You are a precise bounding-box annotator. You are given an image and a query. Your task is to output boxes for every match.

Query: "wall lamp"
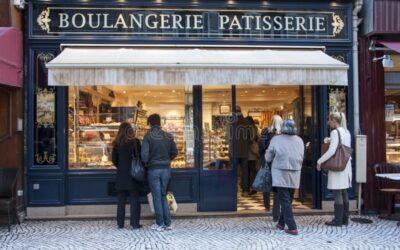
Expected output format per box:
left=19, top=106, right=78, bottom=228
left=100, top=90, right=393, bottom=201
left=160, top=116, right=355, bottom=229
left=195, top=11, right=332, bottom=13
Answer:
left=373, top=55, right=394, bottom=68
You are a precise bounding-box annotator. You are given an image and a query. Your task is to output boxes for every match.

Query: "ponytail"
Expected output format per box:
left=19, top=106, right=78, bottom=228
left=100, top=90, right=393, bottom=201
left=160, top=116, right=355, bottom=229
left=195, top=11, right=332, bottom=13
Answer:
left=329, top=112, right=348, bottom=130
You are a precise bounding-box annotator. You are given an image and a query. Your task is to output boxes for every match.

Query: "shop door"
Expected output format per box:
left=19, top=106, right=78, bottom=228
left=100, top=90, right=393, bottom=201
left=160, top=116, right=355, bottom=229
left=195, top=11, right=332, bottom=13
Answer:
left=198, top=86, right=237, bottom=211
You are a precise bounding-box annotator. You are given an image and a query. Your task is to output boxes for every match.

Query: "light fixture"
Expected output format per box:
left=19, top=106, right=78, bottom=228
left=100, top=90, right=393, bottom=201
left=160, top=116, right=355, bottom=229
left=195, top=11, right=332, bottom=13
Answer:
left=122, top=90, right=126, bottom=94
left=373, top=55, right=395, bottom=68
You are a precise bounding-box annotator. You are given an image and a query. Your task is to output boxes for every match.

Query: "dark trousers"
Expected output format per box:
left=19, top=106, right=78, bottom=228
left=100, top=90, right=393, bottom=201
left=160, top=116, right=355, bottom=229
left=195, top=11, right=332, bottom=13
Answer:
left=238, top=158, right=250, bottom=192
left=248, top=160, right=258, bottom=191
left=276, top=187, right=297, bottom=230
left=117, top=190, right=141, bottom=227
left=333, top=189, right=349, bottom=205
left=263, top=191, right=281, bottom=220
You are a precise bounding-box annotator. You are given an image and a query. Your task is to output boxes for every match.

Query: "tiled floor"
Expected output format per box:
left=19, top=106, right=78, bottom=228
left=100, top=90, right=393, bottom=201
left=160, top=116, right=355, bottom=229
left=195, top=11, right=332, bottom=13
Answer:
left=237, top=191, right=312, bottom=212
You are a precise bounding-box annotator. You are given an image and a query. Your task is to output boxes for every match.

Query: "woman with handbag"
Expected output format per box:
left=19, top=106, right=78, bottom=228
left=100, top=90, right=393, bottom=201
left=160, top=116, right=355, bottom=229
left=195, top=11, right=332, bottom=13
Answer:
left=112, top=122, right=142, bottom=229
left=259, top=115, right=283, bottom=220
left=265, top=119, right=304, bottom=235
left=317, top=112, right=352, bottom=227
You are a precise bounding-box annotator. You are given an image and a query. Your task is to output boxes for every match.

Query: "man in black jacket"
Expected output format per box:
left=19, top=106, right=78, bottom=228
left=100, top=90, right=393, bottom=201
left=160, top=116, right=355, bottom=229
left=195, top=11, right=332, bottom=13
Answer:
left=227, top=106, right=254, bottom=196
left=141, top=114, right=178, bottom=232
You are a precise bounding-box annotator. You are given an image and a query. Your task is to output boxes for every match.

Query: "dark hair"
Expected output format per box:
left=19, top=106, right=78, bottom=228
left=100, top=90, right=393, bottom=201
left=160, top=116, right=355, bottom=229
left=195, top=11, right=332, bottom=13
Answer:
left=148, top=113, right=161, bottom=127
left=112, top=122, right=135, bottom=147
left=246, top=116, right=255, bottom=125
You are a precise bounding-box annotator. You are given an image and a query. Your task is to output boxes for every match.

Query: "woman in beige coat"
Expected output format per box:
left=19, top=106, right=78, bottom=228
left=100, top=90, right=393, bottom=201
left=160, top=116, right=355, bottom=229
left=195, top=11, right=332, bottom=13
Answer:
left=317, top=112, right=352, bottom=227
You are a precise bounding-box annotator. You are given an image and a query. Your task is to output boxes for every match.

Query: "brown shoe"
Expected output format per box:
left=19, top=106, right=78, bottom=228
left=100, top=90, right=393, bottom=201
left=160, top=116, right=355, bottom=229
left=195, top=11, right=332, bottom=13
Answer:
left=284, top=229, right=298, bottom=235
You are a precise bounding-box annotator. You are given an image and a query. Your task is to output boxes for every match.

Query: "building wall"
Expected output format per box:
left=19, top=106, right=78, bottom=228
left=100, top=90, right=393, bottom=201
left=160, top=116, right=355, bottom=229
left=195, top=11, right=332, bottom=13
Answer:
left=0, top=0, right=25, bottom=213
left=358, top=37, right=387, bottom=212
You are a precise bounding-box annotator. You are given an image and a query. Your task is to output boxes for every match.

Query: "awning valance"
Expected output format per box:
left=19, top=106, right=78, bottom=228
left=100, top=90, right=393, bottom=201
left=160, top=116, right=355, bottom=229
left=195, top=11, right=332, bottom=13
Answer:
left=46, top=48, right=349, bottom=86
left=377, top=41, right=400, bottom=54
left=0, top=27, right=23, bottom=88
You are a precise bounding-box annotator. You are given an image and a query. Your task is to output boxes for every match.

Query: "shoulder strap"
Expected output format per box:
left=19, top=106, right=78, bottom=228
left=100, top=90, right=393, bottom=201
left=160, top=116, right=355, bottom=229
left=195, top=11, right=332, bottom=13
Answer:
left=132, top=140, right=139, bottom=159
left=336, top=129, right=342, bottom=145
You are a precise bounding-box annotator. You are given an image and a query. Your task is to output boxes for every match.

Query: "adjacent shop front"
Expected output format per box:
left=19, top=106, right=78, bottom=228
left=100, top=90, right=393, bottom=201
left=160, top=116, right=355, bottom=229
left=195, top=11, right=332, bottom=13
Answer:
left=359, top=0, right=400, bottom=212
left=26, top=0, right=354, bottom=218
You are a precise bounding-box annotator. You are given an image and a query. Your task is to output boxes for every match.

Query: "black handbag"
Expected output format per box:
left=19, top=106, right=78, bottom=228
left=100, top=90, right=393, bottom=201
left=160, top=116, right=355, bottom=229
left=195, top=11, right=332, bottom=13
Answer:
left=131, top=141, right=146, bottom=182
left=252, top=162, right=272, bottom=193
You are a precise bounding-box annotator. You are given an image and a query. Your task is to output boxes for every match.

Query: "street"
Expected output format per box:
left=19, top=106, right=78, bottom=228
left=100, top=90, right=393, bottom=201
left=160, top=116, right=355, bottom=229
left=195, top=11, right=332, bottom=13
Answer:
left=1, top=215, right=399, bottom=250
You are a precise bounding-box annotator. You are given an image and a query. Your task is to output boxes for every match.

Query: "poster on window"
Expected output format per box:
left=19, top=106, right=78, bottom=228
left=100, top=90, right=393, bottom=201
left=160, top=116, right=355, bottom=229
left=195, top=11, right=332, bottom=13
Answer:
left=36, top=89, right=55, bottom=125
left=385, top=104, right=395, bottom=122
left=329, top=88, right=346, bottom=113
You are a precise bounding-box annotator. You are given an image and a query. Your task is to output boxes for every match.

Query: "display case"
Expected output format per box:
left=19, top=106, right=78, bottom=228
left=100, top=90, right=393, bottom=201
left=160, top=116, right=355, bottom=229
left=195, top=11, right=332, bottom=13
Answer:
left=163, top=117, right=195, bottom=168
left=203, top=129, right=230, bottom=170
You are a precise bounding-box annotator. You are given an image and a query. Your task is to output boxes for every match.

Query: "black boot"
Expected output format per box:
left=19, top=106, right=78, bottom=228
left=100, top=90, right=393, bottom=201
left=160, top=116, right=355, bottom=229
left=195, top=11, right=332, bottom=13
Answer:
left=343, top=202, right=349, bottom=226
left=325, top=204, right=343, bottom=227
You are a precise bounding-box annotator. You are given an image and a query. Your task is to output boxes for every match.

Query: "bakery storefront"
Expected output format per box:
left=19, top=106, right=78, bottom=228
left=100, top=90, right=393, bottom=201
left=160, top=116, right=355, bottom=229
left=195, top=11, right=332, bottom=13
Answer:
left=26, top=0, right=354, bottom=217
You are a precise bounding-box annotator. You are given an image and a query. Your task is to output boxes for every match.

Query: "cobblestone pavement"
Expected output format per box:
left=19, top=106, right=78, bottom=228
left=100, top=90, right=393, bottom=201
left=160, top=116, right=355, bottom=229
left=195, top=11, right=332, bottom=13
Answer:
left=0, top=215, right=399, bottom=250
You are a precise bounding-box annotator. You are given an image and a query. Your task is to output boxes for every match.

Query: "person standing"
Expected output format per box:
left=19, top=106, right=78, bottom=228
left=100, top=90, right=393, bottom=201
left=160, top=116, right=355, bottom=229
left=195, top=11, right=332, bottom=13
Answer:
left=259, top=115, right=283, bottom=220
left=317, top=112, right=352, bottom=227
left=112, top=122, right=142, bottom=229
left=141, top=114, right=178, bottom=232
left=265, top=119, right=304, bottom=235
left=227, top=106, right=253, bottom=196
left=246, top=116, right=260, bottom=196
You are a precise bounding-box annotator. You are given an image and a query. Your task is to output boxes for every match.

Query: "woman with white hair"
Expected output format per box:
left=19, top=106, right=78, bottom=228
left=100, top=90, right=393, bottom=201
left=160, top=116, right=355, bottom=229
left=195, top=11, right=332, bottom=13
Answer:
left=265, top=119, right=304, bottom=235
left=259, top=115, right=283, bottom=219
left=317, top=112, right=352, bottom=227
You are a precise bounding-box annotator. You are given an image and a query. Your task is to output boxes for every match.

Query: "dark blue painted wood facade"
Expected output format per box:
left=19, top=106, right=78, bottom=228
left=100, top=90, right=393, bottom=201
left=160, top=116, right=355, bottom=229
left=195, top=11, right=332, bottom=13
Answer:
left=25, top=0, right=354, bottom=211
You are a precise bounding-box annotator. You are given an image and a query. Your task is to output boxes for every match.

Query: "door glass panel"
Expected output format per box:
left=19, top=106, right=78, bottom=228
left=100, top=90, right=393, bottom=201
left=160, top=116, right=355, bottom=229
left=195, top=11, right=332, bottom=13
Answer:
left=202, top=86, right=232, bottom=170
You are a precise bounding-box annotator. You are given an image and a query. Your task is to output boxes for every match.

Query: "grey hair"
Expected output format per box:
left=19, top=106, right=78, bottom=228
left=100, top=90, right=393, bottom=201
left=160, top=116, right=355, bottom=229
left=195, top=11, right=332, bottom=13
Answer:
left=330, top=112, right=347, bottom=130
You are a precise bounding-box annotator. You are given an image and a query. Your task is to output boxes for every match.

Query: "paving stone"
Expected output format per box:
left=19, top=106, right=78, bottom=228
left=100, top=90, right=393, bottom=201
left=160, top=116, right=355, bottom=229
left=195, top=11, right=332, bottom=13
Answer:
left=0, top=215, right=399, bottom=250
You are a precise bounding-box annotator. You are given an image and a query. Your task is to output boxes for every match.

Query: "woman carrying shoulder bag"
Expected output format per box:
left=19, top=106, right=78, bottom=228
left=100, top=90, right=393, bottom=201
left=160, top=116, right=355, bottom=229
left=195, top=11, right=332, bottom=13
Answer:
left=317, top=112, right=352, bottom=227
left=112, top=122, right=142, bottom=229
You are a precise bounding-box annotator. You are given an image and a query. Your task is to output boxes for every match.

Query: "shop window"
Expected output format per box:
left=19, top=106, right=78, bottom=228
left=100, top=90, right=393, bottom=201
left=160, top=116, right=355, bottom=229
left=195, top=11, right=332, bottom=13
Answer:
left=34, top=52, right=57, bottom=165
left=68, top=86, right=194, bottom=170
left=0, top=87, right=11, bottom=142
left=384, top=55, right=400, bottom=163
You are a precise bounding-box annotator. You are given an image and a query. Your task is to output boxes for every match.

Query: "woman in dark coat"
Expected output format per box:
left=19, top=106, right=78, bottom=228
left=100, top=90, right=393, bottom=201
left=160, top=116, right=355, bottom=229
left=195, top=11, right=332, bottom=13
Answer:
left=112, top=122, right=142, bottom=229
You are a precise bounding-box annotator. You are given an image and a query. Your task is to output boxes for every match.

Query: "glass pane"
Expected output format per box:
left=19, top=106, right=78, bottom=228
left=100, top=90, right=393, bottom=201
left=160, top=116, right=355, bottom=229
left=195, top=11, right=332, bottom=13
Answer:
left=202, top=86, right=232, bottom=170
left=385, top=89, right=400, bottom=163
left=68, top=86, right=194, bottom=170
left=34, top=52, right=57, bottom=165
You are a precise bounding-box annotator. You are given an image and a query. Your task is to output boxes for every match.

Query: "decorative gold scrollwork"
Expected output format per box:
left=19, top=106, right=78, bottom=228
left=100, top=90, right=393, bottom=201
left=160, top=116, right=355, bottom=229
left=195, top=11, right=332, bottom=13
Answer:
left=332, top=13, right=344, bottom=36
left=37, top=8, right=51, bottom=33
left=35, top=151, right=56, bottom=164
left=38, top=52, right=55, bottom=63
left=331, top=55, right=346, bottom=62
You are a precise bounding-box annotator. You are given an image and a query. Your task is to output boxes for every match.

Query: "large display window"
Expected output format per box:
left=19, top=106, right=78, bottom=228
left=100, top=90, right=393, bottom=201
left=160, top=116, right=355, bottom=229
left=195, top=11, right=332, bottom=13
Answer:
left=68, top=86, right=194, bottom=170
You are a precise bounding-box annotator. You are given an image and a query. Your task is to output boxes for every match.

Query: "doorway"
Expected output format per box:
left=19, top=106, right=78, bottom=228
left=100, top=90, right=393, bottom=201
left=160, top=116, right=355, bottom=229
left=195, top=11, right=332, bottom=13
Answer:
left=198, top=85, right=316, bottom=212
left=235, top=86, right=314, bottom=212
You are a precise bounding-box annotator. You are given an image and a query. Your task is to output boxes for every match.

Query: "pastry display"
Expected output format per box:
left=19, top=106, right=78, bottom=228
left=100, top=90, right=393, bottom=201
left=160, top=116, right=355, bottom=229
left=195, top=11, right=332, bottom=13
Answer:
left=203, top=128, right=231, bottom=170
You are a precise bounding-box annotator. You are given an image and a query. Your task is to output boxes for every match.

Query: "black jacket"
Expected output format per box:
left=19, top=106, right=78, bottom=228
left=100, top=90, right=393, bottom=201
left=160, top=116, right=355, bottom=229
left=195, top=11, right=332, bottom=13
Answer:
left=227, top=114, right=253, bottom=159
left=140, top=126, right=178, bottom=169
left=112, top=138, right=141, bottom=190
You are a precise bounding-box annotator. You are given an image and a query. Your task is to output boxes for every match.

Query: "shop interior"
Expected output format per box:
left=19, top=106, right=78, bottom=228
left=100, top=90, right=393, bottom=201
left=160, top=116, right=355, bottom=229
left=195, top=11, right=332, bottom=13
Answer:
left=68, top=85, right=313, bottom=211
left=384, top=55, right=400, bottom=163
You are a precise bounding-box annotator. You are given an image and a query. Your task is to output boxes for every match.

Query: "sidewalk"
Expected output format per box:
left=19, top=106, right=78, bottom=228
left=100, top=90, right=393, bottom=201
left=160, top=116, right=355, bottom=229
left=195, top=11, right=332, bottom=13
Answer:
left=1, top=215, right=399, bottom=249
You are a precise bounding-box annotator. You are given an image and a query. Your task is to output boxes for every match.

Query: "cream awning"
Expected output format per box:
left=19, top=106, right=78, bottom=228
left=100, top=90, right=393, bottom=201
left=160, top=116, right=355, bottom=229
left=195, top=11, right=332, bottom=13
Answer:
left=46, top=48, right=349, bottom=86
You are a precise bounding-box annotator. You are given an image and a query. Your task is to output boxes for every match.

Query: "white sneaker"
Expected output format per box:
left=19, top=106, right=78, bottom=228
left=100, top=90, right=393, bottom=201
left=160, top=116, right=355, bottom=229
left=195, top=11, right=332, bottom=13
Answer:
left=164, top=225, right=173, bottom=231
left=150, top=224, right=164, bottom=232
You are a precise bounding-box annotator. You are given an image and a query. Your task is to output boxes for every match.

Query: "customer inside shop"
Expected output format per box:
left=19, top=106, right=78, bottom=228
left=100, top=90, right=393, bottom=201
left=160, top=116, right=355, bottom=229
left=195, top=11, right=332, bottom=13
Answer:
left=68, top=85, right=313, bottom=211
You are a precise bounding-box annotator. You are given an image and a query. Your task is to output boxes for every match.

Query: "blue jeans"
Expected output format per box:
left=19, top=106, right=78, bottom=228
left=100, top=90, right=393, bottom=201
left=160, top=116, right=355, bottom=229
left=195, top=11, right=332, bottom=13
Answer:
left=147, top=168, right=171, bottom=227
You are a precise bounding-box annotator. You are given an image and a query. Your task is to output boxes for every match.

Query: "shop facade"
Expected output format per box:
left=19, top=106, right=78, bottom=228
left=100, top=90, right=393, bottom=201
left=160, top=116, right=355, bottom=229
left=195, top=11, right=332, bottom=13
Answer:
left=26, top=0, right=355, bottom=218
left=359, top=0, right=400, bottom=213
left=0, top=1, right=24, bottom=217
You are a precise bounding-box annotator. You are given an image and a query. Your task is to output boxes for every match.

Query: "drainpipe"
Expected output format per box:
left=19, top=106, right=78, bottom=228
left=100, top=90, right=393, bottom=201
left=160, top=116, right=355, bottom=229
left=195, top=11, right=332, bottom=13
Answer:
left=353, top=0, right=364, bottom=216
left=353, top=0, right=363, bottom=136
